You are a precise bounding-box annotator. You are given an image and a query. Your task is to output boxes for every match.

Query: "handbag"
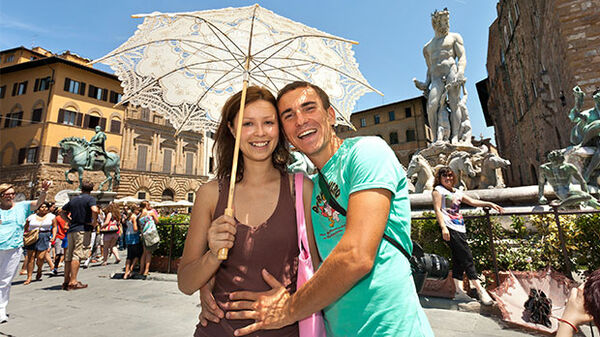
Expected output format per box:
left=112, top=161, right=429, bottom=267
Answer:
left=101, top=219, right=119, bottom=233
left=23, top=228, right=40, bottom=246
left=294, top=173, right=327, bottom=337
left=142, top=217, right=160, bottom=247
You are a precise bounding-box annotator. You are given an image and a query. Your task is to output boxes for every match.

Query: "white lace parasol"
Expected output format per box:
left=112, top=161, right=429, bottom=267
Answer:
left=93, top=4, right=381, bottom=133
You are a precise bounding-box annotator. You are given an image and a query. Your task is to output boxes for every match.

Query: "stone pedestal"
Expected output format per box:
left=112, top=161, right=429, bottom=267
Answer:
left=68, top=191, right=117, bottom=206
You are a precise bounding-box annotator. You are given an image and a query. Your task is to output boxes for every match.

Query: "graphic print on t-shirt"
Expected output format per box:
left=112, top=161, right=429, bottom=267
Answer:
left=445, top=193, right=464, bottom=227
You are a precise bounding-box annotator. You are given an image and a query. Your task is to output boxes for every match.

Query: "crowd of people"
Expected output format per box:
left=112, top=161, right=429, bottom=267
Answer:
left=0, top=180, right=163, bottom=324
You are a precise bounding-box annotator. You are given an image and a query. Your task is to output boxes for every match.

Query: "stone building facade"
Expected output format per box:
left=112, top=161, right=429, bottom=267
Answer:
left=336, top=96, right=431, bottom=166
left=0, top=46, right=212, bottom=204
left=116, top=106, right=214, bottom=204
left=480, top=0, right=600, bottom=186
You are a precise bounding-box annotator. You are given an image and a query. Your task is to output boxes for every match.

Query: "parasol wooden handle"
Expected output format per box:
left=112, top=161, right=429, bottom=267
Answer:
left=217, top=207, right=234, bottom=260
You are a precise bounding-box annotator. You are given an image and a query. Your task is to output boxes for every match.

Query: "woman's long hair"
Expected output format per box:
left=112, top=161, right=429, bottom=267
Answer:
left=104, top=202, right=120, bottom=222
left=433, top=166, right=457, bottom=189
left=213, top=86, right=289, bottom=182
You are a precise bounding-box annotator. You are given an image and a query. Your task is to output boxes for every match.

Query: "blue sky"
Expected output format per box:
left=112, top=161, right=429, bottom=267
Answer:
left=0, top=0, right=499, bottom=142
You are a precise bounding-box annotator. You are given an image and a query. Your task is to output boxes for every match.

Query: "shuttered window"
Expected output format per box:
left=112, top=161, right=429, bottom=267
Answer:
left=137, top=145, right=148, bottom=171
left=163, top=149, right=172, bottom=173
left=186, top=152, right=194, bottom=175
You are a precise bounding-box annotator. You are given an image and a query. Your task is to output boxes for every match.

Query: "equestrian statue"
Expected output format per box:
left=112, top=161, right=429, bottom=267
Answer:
left=58, top=126, right=121, bottom=191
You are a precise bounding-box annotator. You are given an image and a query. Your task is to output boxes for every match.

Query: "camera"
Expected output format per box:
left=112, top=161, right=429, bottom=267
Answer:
left=410, top=242, right=450, bottom=293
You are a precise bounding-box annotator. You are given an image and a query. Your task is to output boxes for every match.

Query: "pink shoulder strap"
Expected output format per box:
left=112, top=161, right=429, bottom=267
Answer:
left=294, top=173, right=309, bottom=253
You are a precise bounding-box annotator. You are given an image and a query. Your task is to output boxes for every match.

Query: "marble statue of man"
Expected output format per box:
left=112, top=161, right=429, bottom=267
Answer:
left=85, top=125, right=107, bottom=170
left=413, top=8, right=468, bottom=144
left=538, top=150, right=600, bottom=209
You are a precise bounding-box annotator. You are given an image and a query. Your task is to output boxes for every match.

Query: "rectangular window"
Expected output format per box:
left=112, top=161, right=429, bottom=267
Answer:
left=31, top=108, right=43, bottom=123
left=389, top=132, right=399, bottom=145
left=405, top=107, right=412, bottom=118
left=12, top=81, right=28, bottom=96
left=207, top=131, right=215, bottom=139
left=88, top=85, right=108, bottom=101
left=86, top=115, right=101, bottom=129
left=109, top=91, right=122, bottom=104
left=209, top=157, right=214, bottom=174
left=26, top=147, right=38, bottom=163
left=373, top=114, right=380, bottom=124
left=406, top=129, right=416, bottom=142
left=187, top=192, right=194, bottom=203
left=388, top=111, right=395, bottom=121
left=137, top=145, right=148, bottom=171
left=360, top=118, right=366, bottom=127
left=4, top=112, right=23, bottom=128
left=141, top=108, right=150, bottom=121
left=163, top=149, right=172, bottom=173
left=34, top=77, right=51, bottom=92
left=137, top=192, right=147, bottom=200
left=60, top=109, right=78, bottom=126
left=0, top=85, right=6, bottom=99
left=186, top=152, right=194, bottom=175
left=64, top=78, right=86, bottom=95
left=110, top=119, right=121, bottom=133
left=50, top=147, right=69, bottom=164
left=5, top=55, right=14, bottom=63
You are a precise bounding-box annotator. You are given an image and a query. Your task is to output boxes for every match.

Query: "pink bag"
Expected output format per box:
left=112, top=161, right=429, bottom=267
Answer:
left=294, top=173, right=327, bottom=337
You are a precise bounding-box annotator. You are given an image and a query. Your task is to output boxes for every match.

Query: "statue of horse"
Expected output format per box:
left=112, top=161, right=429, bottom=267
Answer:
left=407, top=153, right=434, bottom=193
left=58, top=137, right=121, bottom=191
left=478, top=153, right=510, bottom=189
left=447, top=151, right=478, bottom=190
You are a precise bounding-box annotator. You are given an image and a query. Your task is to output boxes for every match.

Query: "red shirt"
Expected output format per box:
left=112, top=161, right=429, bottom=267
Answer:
left=55, top=215, right=68, bottom=239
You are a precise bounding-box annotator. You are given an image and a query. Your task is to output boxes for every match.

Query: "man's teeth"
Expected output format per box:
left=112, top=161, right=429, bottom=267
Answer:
left=298, top=130, right=316, bottom=139
left=251, top=141, right=268, bottom=147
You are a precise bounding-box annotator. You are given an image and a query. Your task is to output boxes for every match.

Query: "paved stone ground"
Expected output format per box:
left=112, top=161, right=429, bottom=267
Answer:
left=0, top=256, right=597, bottom=337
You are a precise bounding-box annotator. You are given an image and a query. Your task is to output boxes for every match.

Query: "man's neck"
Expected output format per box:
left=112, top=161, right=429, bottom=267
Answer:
left=311, top=135, right=343, bottom=169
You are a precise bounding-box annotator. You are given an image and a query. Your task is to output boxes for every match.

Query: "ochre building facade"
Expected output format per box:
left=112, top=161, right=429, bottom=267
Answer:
left=336, top=96, right=431, bottom=167
left=0, top=46, right=211, bottom=203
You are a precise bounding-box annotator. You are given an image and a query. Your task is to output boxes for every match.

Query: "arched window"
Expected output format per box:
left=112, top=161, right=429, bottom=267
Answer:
left=161, top=189, right=174, bottom=201
left=110, top=117, right=122, bottom=133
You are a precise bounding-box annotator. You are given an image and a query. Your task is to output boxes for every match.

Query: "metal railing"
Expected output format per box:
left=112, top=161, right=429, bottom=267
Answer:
left=411, top=206, right=600, bottom=286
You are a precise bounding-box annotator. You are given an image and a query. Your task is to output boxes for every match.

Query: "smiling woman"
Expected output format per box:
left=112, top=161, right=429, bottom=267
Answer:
left=177, top=86, right=318, bottom=337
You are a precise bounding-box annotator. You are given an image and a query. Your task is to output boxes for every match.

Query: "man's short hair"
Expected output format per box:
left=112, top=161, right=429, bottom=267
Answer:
left=277, top=81, right=331, bottom=110
left=80, top=180, right=94, bottom=192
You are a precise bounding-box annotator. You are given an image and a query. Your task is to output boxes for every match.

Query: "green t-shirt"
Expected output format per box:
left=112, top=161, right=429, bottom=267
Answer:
left=311, top=137, right=433, bottom=337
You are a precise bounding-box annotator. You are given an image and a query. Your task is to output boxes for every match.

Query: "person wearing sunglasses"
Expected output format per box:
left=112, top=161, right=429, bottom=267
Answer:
left=432, top=166, right=504, bottom=305
left=0, top=181, right=51, bottom=323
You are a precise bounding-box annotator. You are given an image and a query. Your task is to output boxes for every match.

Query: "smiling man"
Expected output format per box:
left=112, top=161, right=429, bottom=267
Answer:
left=226, top=81, right=433, bottom=337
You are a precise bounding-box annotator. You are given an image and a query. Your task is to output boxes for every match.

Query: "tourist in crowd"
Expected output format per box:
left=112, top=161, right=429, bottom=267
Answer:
left=124, top=206, right=142, bottom=279
left=178, top=86, right=311, bottom=336
left=44, top=203, right=58, bottom=270
left=0, top=181, right=50, bottom=323
left=52, top=206, right=69, bottom=275
left=556, top=269, right=599, bottom=337
left=101, top=203, right=122, bottom=265
left=61, top=180, right=99, bottom=291
left=84, top=208, right=104, bottom=268
left=432, top=166, right=504, bottom=305
left=138, top=200, right=159, bottom=278
left=23, top=202, right=57, bottom=284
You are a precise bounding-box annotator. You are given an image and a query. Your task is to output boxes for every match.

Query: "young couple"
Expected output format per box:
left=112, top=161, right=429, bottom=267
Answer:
left=178, top=82, right=433, bottom=337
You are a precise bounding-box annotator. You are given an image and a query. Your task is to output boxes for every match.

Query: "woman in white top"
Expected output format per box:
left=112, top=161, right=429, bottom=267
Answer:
left=432, top=166, right=503, bottom=305
left=23, top=202, right=57, bottom=284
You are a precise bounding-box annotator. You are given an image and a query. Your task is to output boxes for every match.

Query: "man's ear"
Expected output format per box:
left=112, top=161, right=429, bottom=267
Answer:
left=327, top=106, right=336, bottom=126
